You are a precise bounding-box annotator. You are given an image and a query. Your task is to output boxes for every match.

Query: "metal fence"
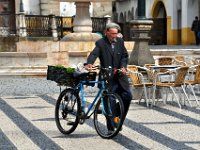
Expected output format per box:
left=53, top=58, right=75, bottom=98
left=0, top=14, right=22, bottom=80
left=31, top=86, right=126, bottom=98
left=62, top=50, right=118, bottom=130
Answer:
left=92, top=17, right=107, bottom=34
left=56, top=16, right=74, bottom=39
left=25, top=15, right=51, bottom=37
left=0, top=14, right=107, bottom=39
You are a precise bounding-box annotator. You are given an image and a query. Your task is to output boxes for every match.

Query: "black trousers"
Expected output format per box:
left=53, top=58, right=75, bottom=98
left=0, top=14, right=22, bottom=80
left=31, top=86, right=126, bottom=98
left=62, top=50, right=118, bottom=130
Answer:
left=111, top=79, right=132, bottom=117
left=106, top=78, right=132, bottom=130
left=194, top=31, right=199, bottom=45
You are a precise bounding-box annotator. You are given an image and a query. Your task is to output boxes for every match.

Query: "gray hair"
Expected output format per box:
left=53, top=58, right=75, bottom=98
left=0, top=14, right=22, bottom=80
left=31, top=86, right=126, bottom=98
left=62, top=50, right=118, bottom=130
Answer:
left=106, top=22, right=121, bottom=32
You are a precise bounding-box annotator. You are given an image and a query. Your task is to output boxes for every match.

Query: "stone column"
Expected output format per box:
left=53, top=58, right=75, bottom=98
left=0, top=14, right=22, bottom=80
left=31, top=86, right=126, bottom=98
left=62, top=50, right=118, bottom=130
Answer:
left=129, top=0, right=154, bottom=66
left=129, top=20, right=154, bottom=66
left=49, top=14, right=58, bottom=41
left=61, top=2, right=101, bottom=41
left=20, top=0, right=24, bottom=12
left=18, top=12, right=27, bottom=37
left=73, top=2, right=92, bottom=32
left=104, top=15, right=112, bottom=24
left=137, top=0, right=146, bottom=19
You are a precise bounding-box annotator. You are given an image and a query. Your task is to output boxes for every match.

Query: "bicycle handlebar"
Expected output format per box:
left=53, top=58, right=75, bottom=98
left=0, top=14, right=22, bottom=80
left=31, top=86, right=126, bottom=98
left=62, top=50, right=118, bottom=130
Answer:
left=85, top=65, right=124, bottom=74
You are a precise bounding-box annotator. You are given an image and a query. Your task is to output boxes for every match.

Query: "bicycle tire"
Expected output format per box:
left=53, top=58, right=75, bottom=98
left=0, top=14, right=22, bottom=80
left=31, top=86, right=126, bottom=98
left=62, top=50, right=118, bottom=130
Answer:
left=55, top=88, right=81, bottom=134
left=93, top=92, right=125, bottom=139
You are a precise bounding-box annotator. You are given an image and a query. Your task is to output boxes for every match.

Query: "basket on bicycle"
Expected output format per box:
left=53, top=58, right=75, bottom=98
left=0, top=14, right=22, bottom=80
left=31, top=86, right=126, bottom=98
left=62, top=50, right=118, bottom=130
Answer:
left=74, top=71, right=97, bottom=87
left=47, top=65, right=79, bottom=86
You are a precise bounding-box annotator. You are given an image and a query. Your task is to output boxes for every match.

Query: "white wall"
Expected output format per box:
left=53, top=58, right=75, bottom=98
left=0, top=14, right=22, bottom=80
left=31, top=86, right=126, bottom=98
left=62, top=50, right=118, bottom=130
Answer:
left=60, top=2, right=76, bottom=16
left=182, top=0, right=188, bottom=28
left=23, top=0, right=40, bottom=15
left=60, top=2, right=93, bottom=17
left=188, top=0, right=199, bottom=27
left=146, top=0, right=153, bottom=18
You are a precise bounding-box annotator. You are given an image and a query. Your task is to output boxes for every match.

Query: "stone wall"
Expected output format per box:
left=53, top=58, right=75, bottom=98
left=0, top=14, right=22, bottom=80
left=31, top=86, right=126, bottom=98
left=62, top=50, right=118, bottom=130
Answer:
left=92, top=2, right=112, bottom=17
left=16, top=40, right=134, bottom=67
left=40, top=0, right=60, bottom=15
left=0, top=37, right=17, bottom=52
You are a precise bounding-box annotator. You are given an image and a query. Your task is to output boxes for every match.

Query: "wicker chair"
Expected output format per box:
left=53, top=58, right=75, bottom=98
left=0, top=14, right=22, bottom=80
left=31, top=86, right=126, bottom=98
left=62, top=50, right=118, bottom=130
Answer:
left=127, top=65, right=153, bottom=107
left=157, top=57, right=174, bottom=72
left=174, top=55, right=187, bottom=66
left=144, top=64, right=156, bottom=82
left=184, top=64, right=200, bottom=106
left=152, top=66, right=191, bottom=108
left=155, top=57, right=175, bottom=82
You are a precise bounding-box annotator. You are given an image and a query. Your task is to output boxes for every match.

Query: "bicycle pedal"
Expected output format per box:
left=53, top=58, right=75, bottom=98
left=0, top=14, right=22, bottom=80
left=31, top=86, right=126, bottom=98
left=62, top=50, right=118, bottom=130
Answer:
left=114, top=117, right=120, bottom=123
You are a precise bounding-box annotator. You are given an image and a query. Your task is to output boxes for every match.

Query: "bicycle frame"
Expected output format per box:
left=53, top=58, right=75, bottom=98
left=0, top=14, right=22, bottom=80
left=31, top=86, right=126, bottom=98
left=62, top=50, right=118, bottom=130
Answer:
left=71, top=67, right=116, bottom=119
left=77, top=79, right=105, bottom=117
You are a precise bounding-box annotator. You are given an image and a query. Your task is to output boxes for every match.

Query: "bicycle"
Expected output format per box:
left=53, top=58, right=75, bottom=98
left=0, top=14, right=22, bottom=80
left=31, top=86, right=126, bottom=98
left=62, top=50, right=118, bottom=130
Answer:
left=54, top=66, right=125, bottom=139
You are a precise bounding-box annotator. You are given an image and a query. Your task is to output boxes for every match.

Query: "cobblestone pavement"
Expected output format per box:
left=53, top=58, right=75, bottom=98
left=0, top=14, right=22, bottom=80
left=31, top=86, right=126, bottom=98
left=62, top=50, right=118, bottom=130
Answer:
left=1, top=77, right=200, bottom=149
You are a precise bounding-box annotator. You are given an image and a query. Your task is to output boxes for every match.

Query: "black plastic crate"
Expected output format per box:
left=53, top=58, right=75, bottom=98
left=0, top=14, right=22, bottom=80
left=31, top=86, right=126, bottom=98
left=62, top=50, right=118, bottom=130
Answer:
left=47, top=65, right=78, bottom=86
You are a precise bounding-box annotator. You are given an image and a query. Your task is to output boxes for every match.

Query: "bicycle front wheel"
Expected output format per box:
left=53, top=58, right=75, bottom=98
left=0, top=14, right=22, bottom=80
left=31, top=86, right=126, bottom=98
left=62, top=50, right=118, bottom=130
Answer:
left=55, top=88, right=81, bottom=134
left=94, top=92, right=124, bottom=139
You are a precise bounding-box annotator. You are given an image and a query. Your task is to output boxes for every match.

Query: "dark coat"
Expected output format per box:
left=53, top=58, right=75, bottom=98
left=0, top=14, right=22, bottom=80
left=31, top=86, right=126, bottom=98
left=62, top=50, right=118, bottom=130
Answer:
left=86, top=36, right=130, bottom=90
left=192, top=19, right=200, bottom=32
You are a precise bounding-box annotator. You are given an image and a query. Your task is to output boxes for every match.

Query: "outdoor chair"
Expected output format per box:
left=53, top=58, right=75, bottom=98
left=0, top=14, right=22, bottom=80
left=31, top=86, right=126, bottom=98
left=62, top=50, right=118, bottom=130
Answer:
left=191, top=57, right=200, bottom=65
left=127, top=65, right=153, bottom=107
left=174, top=55, right=187, bottom=66
left=144, top=64, right=155, bottom=82
left=154, top=57, right=175, bottom=82
left=184, top=64, right=200, bottom=106
left=156, top=57, right=174, bottom=72
left=152, top=66, right=191, bottom=108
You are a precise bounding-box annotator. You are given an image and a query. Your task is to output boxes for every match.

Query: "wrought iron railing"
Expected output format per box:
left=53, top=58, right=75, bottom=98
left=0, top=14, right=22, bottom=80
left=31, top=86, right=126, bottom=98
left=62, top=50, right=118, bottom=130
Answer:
left=25, top=15, right=51, bottom=37
left=56, top=16, right=74, bottom=39
left=92, top=17, right=107, bottom=35
left=0, top=14, right=107, bottom=39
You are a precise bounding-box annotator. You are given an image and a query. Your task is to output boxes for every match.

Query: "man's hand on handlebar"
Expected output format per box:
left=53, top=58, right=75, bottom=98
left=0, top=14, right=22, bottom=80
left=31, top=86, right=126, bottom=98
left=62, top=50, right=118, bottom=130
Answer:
left=84, top=64, right=94, bottom=71
left=113, top=67, right=127, bottom=76
left=120, top=67, right=127, bottom=75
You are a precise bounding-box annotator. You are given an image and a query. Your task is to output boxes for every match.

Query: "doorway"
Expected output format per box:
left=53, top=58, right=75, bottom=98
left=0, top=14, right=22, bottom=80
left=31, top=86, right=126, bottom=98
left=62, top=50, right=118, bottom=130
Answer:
left=150, top=1, right=167, bottom=45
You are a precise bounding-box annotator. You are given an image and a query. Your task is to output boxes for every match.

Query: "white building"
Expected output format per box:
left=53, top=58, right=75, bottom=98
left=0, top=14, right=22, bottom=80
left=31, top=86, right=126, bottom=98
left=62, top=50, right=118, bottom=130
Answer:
left=1, top=0, right=199, bottom=45
left=114, top=0, right=200, bottom=45
left=0, top=0, right=112, bottom=17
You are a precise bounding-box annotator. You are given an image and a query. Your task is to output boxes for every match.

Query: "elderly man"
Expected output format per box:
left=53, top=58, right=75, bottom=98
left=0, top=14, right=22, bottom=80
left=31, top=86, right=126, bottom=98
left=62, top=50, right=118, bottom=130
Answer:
left=85, top=23, right=132, bottom=132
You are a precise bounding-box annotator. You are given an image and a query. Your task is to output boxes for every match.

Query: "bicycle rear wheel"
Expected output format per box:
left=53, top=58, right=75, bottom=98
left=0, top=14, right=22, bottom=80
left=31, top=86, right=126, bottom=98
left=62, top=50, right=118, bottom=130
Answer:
left=93, top=92, right=124, bottom=139
left=55, top=88, right=81, bottom=134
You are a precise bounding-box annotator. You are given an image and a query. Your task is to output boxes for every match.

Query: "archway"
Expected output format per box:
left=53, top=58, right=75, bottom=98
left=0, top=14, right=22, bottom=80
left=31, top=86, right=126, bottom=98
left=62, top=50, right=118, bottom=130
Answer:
left=150, top=0, right=167, bottom=45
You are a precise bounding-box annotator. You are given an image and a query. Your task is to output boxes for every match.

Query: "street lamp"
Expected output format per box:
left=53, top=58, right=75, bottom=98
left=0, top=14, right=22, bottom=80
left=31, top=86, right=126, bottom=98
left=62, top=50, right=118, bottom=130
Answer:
left=20, top=0, right=24, bottom=12
left=137, top=0, right=146, bottom=19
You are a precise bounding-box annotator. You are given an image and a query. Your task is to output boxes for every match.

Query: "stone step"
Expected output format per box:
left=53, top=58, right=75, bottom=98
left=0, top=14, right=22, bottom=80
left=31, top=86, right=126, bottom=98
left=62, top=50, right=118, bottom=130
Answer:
left=1, top=47, right=200, bottom=77
left=0, top=52, right=47, bottom=67
left=0, top=66, right=47, bottom=77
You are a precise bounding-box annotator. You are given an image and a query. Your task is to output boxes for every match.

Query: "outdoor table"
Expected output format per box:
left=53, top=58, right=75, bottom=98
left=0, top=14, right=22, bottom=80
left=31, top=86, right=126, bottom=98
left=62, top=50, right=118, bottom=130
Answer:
left=149, top=65, right=181, bottom=106
left=149, top=65, right=181, bottom=70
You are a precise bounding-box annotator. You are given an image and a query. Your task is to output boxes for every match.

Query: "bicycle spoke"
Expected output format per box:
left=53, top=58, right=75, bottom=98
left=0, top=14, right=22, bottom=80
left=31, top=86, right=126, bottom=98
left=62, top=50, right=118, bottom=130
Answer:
left=55, top=89, right=81, bottom=134
left=93, top=93, right=124, bottom=139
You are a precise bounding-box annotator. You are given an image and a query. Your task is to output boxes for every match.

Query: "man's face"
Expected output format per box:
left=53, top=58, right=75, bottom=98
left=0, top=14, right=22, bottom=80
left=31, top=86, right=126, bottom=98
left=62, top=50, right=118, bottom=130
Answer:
left=106, top=28, right=118, bottom=42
